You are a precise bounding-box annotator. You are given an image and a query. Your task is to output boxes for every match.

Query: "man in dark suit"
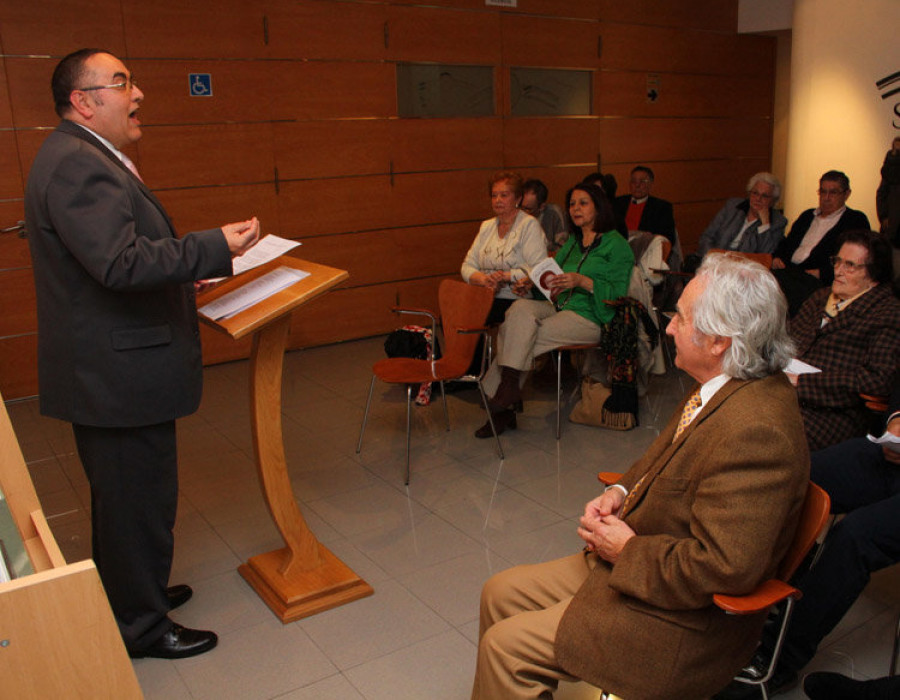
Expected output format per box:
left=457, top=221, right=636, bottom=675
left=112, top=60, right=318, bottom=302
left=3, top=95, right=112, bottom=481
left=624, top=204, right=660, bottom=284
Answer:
left=25, top=49, right=260, bottom=658
left=613, top=165, right=676, bottom=246
left=471, top=254, right=808, bottom=700
left=772, top=170, right=870, bottom=315
left=716, top=379, right=900, bottom=699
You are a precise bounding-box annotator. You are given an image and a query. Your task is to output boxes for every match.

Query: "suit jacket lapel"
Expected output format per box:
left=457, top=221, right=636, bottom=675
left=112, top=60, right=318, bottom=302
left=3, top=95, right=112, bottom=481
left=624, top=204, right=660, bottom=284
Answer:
left=624, top=379, right=750, bottom=516
left=57, top=121, right=177, bottom=235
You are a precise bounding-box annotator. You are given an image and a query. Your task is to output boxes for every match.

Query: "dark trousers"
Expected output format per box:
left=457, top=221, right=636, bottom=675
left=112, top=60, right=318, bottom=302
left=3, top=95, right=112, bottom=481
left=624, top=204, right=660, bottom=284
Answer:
left=773, top=437, right=900, bottom=671
left=73, top=421, right=178, bottom=652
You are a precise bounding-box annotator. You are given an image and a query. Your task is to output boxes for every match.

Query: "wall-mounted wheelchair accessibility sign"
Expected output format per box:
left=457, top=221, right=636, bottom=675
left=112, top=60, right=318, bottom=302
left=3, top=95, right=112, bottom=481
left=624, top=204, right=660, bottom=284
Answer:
left=189, top=73, right=213, bottom=97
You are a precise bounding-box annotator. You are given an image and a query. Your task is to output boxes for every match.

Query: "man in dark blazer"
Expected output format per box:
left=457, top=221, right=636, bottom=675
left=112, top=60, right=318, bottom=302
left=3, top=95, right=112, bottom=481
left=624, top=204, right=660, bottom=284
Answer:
left=613, top=165, right=676, bottom=246
left=772, top=170, right=870, bottom=315
left=471, top=254, right=808, bottom=700
left=25, top=49, right=260, bottom=658
left=717, top=378, right=900, bottom=699
left=787, top=229, right=900, bottom=452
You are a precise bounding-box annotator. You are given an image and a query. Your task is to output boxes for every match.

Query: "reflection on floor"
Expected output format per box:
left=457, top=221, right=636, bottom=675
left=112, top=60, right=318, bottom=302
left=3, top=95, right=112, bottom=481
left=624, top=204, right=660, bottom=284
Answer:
left=7, top=335, right=899, bottom=700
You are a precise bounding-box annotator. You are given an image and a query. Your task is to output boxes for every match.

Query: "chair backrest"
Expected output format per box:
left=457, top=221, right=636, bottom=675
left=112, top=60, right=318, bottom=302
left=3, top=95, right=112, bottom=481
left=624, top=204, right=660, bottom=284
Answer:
left=708, top=248, right=773, bottom=269
left=777, top=482, right=831, bottom=582
left=438, top=279, right=494, bottom=375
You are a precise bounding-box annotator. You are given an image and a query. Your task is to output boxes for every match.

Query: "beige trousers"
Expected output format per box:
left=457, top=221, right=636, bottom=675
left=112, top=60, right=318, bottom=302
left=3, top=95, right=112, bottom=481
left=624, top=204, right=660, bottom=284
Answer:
left=471, top=552, right=598, bottom=700
left=482, top=300, right=602, bottom=396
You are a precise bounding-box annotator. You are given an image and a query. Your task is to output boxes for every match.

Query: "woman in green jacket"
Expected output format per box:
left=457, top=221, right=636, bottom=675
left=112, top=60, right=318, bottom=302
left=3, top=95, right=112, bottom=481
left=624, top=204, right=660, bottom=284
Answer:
left=476, top=182, right=634, bottom=437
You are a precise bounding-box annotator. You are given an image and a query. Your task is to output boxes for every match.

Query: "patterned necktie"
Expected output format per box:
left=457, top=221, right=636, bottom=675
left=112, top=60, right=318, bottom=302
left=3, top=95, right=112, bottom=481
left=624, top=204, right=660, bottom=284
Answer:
left=121, top=154, right=143, bottom=182
left=672, top=389, right=702, bottom=442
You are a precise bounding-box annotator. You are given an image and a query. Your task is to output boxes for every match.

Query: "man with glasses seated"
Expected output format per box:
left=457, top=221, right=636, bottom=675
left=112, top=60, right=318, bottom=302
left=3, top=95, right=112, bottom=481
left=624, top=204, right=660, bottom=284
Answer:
left=772, top=170, right=870, bottom=316
left=785, top=230, right=900, bottom=452
left=613, top=165, right=676, bottom=246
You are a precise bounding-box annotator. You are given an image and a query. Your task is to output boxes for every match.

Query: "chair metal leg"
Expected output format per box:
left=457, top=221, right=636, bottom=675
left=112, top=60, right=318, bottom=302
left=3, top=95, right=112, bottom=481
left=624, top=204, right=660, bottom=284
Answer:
left=556, top=348, right=563, bottom=440
left=356, top=375, right=377, bottom=453
left=477, top=381, right=504, bottom=460
left=405, top=384, right=412, bottom=485
left=439, top=380, right=450, bottom=431
left=891, top=610, right=900, bottom=677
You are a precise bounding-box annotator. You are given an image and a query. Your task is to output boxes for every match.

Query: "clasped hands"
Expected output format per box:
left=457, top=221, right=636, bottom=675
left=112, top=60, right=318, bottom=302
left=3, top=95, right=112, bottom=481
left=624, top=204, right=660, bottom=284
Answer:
left=577, top=487, right=636, bottom=564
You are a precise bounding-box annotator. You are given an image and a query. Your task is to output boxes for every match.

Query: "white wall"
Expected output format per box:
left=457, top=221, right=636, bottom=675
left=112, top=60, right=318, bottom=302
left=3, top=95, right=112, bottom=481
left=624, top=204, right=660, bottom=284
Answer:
left=784, top=0, right=900, bottom=224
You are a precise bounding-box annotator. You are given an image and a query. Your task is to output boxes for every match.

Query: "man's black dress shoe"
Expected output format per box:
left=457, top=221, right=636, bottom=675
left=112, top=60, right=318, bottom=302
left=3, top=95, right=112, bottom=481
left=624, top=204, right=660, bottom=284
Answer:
left=130, top=623, right=218, bottom=659
left=166, top=584, right=193, bottom=610
left=475, top=409, right=516, bottom=438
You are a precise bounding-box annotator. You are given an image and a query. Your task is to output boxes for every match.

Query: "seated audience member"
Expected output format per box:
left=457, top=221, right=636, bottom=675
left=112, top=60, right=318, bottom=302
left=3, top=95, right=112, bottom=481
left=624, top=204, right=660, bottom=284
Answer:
left=613, top=165, right=676, bottom=246
left=772, top=170, right=870, bottom=316
left=582, top=171, right=618, bottom=200
left=804, top=671, right=900, bottom=700
left=715, top=380, right=900, bottom=700
left=876, top=136, right=900, bottom=247
left=694, top=172, right=788, bottom=259
left=787, top=230, right=900, bottom=452
left=474, top=183, right=632, bottom=437
left=461, top=170, right=547, bottom=325
left=471, top=254, right=808, bottom=700
left=521, top=178, right=567, bottom=253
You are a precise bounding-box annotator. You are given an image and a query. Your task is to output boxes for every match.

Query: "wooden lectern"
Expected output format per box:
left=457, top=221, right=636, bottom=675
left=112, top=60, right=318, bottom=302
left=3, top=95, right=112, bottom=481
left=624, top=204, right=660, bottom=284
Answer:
left=198, top=255, right=373, bottom=622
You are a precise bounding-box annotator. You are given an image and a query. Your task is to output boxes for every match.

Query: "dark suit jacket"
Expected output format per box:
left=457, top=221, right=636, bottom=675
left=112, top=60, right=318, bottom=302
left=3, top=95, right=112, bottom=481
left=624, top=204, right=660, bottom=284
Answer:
left=791, top=284, right=900, bottom=452
left=25, top=120, right=232, bottom=427
left=613, top=194, right=676, bottom=245
left=774, top=207, right=871, bottom=288
left=555, top=375, right=809, bottom=700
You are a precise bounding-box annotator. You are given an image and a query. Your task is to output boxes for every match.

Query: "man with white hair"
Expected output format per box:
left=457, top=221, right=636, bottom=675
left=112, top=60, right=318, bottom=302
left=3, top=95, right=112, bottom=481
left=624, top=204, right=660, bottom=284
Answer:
left=695, top=172, right=788, bottom=258
left=471, top=254, right=809, bottom=700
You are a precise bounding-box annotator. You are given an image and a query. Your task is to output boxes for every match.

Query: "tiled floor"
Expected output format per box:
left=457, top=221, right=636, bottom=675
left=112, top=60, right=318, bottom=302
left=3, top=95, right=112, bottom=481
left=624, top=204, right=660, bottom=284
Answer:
left=7, top=335, right=899, bottom=700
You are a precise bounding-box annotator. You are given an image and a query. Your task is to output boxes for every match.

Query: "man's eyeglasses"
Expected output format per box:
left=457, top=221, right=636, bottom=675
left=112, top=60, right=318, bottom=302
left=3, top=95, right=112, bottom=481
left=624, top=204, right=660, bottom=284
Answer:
left=829, top=256, right=866, bottom=272
left=77, top=76, right=137, bottom=93
left=817, top=188, right=845, bottom=197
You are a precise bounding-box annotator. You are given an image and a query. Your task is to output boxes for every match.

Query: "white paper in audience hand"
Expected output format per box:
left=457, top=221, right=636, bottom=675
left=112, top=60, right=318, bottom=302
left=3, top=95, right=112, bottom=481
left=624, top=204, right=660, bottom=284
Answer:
left=785, top=358, right=821, bottom=375
left=868, top=430, right=900, bottom=454
left=529, top=257, right=563, bottom=300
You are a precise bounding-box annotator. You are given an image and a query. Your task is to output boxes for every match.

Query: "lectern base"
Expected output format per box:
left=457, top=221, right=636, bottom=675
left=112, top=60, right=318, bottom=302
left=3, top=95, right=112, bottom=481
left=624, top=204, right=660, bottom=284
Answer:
left=239, top=545, right=374, bottom=623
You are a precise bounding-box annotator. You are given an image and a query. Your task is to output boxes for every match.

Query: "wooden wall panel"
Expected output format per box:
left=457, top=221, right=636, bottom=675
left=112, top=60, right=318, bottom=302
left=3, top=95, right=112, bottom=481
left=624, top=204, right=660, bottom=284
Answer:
left=0, top=59, right=13, bottom=127
left=502, top=14, right=601, bottom=69
left=0, top=268, right=36, bottom=336
left=599, top=24, right=774, bottom=76
left=598, top=0, right=737, bottom=31
left=599, top=117, right=772, bottom=163
left=4, top=58, right=57, bottom=128
left=154, top=185, right=280, bottom=240
left=0, top=131, right=23, bottom=199
left=121, top=0, right=268, bottom=59
left=386, top=5, right=501, bottom=64
left=299, top=223, right=473, bottom=289
left=0, top=0, right=126, bottom=57
left=597, top=71, right=774, bottom=118
left=503, top=117, right=600, bottom=168
left=389, top=119, right=503, bottom=173
left=0, top=334, right=37, bottom=400
left=138, top=124, right=275, bottom=189
left=274, top=121, right=390, bottom=181
left=389, top=171, right=489, bottom=228
left=0, top=229, right=30, bottom=271
left=277, top=177, right=392, bottom=239
left=270, top=62, right=396, bottom=121
left=0, top=0, right=776, bottom=400
left=675, top=200, right=736, bottom=253
left=264, top=0, right=387, bottom=61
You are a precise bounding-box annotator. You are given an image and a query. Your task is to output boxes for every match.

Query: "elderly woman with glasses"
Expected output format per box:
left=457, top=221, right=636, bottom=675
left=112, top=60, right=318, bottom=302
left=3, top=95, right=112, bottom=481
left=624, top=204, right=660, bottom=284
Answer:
left=693, top=172, right=787, bottom=259
left=461, top=171, right=548, bottom=326
left=474, top=182, right=634, bottom=437
left=786, top=229, right=900, bottom=452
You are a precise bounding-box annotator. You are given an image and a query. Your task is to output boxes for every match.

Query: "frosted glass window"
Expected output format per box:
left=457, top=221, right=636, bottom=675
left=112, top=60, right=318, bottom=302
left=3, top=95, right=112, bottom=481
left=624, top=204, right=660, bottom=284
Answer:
left=397, top=64, right=494, bottom=118
left=510, top=68, right=592, bottom=116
